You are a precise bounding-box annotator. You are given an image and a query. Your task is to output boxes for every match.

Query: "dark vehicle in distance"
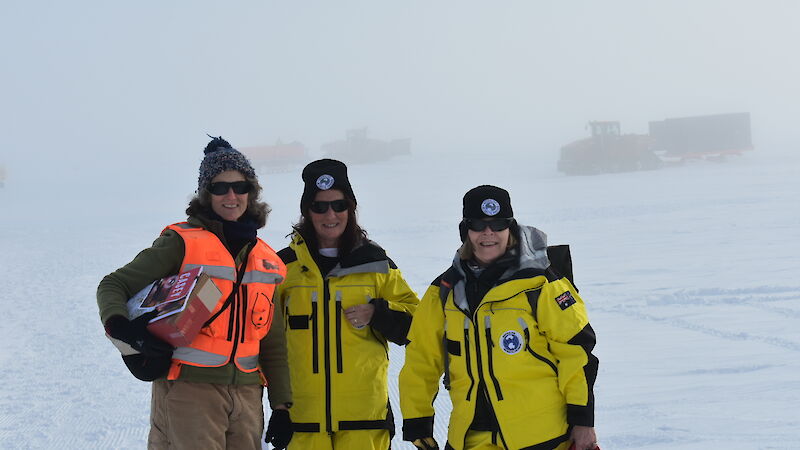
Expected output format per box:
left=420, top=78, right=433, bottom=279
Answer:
left=557, top=121, right=660, bottom=175
left=648, top=112, right=753, bottom=160
left=321, top=128, right=411, bottom=164
left=558, top=112, right=753, bottom=175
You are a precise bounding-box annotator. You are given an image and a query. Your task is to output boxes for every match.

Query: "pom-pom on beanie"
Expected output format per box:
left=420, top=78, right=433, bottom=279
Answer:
left=197, top=136, right=256, bottom=192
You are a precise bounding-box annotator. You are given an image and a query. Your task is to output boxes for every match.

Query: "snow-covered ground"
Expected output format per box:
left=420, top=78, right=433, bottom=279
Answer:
left=1, top=149, right=798, bottom=449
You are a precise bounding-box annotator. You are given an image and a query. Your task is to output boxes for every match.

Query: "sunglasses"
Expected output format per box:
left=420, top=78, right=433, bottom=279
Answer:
left=309, top=199, right=348, bottom=214
left=465, top=218, right=513, bottom=232
left=207, top=181, right=253, bottom=195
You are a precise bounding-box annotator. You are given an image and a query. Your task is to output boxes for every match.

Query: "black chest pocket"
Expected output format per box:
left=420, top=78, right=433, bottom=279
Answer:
left=446, top=338, right=462, bottom=356
left=288, top=315, right=310, bottom=330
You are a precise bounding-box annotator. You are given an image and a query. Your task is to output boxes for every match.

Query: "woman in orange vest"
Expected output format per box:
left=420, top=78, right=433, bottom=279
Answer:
left=97, top=137, right=293, bottom=449
left=274, top=159, right=420, bottom=450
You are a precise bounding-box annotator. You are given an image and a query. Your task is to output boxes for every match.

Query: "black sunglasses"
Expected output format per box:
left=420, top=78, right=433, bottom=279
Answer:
left=309, top=199, right=348, bottom=214
left=207, top=181, right=253, bottom=195
left=465, top=218, right=513, bottom=232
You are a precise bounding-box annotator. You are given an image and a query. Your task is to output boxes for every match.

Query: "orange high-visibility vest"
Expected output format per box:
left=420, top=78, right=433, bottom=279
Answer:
left=164, top=222, right=286, bottom=381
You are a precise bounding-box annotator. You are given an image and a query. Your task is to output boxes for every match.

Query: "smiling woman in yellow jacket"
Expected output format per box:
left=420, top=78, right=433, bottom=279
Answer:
left=400, top=185, right=599, bottom=450
left=275, top=159, right=419, bottom=450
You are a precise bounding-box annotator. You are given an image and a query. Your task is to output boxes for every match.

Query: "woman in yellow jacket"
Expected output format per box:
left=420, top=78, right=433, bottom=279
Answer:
left=275, top=159, right=419, bottom=450
left=400, top=185, right=599, bottom=450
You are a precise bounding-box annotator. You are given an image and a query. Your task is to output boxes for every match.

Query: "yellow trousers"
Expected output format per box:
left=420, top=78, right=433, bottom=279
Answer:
left=288, top=429, right=390, bottom=450
left=464, top=430, right=571, bottom=450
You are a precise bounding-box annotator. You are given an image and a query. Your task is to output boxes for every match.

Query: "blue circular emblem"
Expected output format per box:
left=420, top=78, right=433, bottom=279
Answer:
left=481, top=198, right=501, bottom=216
left=316, top=174, right=335, bottom=190
left=499, top=330, right=523, bottom=355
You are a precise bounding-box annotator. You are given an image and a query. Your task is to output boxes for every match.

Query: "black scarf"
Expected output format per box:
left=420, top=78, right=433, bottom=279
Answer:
left=208, top=211, right=258, bottom=257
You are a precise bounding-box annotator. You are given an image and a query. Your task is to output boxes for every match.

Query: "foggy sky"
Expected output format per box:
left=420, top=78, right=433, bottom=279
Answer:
left=2, top=1, right=799, bottom=184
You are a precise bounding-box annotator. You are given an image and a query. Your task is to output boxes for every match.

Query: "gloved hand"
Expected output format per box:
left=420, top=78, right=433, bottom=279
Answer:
left=412, top=437, right=439, bottom=450
left=264, top=408, right=293, bottom=449
left=105, top=312, right=173, bottom=357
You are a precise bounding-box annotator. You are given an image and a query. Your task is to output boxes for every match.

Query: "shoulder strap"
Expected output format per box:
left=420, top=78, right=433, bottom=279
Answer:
left=546, top=245, right=577, bottom=291
left=433, top=266, right=459, bottom=391
left=436, top=266, right=459, bottom=307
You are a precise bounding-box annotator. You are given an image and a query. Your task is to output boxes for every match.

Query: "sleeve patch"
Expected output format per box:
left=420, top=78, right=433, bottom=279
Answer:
left=555, top=291, right=576, bottom=310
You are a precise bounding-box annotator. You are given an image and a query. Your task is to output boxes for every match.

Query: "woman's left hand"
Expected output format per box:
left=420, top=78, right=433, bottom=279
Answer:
left=569, top=425, right=598, bottom=450
left=344, top=303, right=375, bottom=328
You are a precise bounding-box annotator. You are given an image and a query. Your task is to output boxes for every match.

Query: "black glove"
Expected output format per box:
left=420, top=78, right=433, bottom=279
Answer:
left=264, top=408, right=293, bottom=449
left=412, top=437, right=439, bottom=450
left=105, top=312, right=173, bottom=357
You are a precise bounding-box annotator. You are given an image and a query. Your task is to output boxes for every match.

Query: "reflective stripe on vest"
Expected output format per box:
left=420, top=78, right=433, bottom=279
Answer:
left=183, top=263, right=237, bottom=281
left=242, top=270, right=284, bottom=285
left=164, top=223, right=285, bottom=378
left=173, top=344, right=261, bottom=371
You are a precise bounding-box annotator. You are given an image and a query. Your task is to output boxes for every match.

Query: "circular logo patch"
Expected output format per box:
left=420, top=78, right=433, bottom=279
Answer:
left=499, top=330, right=523, bottom=355
left=316, top=174, right=335, bottom=190
left=481, top=198, right=501, bottom=216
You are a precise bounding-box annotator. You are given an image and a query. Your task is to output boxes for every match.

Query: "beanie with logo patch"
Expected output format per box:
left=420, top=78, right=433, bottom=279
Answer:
left=462, top=185, right=514, bottom=219
left=300, top=159, right=356, bottom=217
left=460, top=185, right=515, bottom=242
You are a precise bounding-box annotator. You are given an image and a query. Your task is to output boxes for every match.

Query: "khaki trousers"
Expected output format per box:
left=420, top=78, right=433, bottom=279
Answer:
left=147, top=379, right=264, bottom=450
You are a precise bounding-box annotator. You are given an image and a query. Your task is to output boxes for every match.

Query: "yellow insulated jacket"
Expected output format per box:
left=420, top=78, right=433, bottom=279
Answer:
left=400, top=225, right=598, bottom=450
left=275, top=232, right=419, bottom=436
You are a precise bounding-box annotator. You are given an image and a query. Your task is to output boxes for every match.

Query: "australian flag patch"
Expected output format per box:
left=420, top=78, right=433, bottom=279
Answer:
left=554, top=291, right=576, bottom=310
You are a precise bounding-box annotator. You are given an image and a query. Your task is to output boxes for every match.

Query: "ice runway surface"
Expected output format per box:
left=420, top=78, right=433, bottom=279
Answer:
left=1, top=149, right=797, bottom=449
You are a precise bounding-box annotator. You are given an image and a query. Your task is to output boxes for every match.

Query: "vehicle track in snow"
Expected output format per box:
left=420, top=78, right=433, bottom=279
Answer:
left=593, top=286, right=800, bottom=352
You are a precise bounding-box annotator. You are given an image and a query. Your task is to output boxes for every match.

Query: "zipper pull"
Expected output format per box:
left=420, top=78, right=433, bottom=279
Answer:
left=484, top=316, right=493, bottom=347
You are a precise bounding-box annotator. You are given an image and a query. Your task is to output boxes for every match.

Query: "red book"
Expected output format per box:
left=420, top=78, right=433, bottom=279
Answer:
left=134, top=267, right=203, bottom=321
left=110, top=267, right=223, bottom=349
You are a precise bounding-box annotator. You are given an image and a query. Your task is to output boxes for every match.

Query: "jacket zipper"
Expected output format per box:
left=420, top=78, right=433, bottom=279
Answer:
left=335, top=291, right=343, bottom=373
left=517, top=317, right=558, bottom=374
left=483, top=316, right=504, bottom=401
left=463, top=317, right=475, bottom=401
left=322, top=279, right=333, bottom=433
left=311, top=292, right=319, bottom=374
left=284, top=294, right=290, bottom=338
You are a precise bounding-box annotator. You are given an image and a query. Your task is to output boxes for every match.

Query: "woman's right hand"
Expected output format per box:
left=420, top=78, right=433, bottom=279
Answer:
left=344, top=303, right=375, bottom=328
left=568, top=425, right=598, bottom=450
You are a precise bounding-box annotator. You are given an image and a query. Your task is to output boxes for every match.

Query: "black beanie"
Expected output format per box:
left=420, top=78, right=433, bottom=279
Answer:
left=197, top=136, right=256, bottom=192
left=460, top=185, right=515, bottom=242
left=300, top=159, right=356, bottom=216
left=462, top=185, right=514, bottom=219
